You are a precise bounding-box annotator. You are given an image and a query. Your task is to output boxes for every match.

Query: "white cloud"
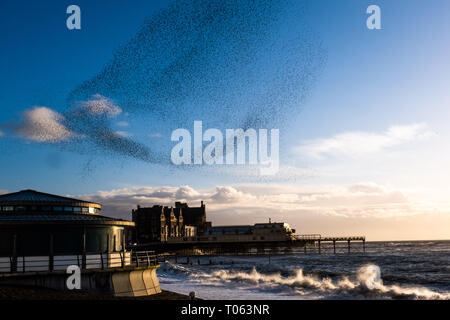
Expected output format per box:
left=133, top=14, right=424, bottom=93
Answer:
left=79, top=182, right=433, bottom=221
left=3, top=94, right=127, bottom=144
left=210, top=186, right=257, bottom=203
left=80, top=94, right=122, bottom=117
left=294, top=123, right=436, bottom=159
left=14, top=106, right=76, bottom=142
left=347, top=182, right=385, bottom=194
left=150, top=133, right=162, bottom=138
left=114, top=131, right=132, bottom=137
left=74, top=183, right=450, bottom=240
left=116, top=121, right=129, bottom=127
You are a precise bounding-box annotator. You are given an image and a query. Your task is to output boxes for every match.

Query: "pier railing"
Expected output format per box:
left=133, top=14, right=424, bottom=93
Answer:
left=294, top=235, right=366, bottom=242
left=295, top=234, right=322, bottom=240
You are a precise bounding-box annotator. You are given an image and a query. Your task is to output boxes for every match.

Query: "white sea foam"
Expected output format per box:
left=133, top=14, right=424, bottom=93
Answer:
left=160, top=262, right=450, bottom=300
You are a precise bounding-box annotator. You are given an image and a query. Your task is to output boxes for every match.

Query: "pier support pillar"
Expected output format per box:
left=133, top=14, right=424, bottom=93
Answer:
left=333, top=240, right=336, bottom=254
left=318, top=240, right=321, bottom=254
left=347, top=240, right=351, bottom=254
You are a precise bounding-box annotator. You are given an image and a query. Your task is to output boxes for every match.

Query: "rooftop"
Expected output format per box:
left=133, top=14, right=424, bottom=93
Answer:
left=0, top=214, right=134, bottom=226
left=0, top=189, right=101, bottom=208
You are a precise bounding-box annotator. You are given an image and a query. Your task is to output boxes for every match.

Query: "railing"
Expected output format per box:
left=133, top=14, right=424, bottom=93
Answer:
left=295, top=234, right=322, bottom=240
left=0, top=252, right=132, bottom=274
left=131, top=251, right=158, bottom=267
left=320, top=236, right=366, bottom=241
left=294, top=235, right=366, bottom=241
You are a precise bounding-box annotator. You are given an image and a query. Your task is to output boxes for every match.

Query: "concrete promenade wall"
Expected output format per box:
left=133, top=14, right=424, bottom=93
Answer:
left=0, top=265, right=161, bottom=297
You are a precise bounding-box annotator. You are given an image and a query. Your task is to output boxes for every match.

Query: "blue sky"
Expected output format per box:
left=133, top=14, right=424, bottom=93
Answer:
left=1, top=0, right=450, bottom=240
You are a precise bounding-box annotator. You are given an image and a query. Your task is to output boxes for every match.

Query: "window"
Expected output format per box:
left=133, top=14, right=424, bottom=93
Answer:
left=53, top=206, right=63, bottom=211
left=64, top=206, right=73, bottom=212
left=82, top=207, right=89, bottom=213
left=87, top=207, right=101, bottom=213
left=41, top=206, right=51, bottom=211
left=3, top=206, right=13, bottom=211
left=73, top=207, right=82, bottom=212
left=15, top=206, right=26, bottom=211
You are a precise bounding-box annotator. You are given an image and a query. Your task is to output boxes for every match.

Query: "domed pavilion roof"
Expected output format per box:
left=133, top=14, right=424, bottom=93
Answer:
left=0, top=189, right=101, bottom=209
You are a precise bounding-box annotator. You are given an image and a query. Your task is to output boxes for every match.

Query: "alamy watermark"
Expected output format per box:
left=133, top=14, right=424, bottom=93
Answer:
left=66, top=265, right=81, bottom=290
left=66, top=5, right=81, bottom=30
left=171, top=121, right=279, bottom=175
left=366, top=5, right=381, bottom=30
left=65, top=4, right=380, bottom=31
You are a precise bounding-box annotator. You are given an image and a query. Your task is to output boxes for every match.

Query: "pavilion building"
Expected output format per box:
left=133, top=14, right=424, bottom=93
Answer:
left=0, top=189, right=135, bottom=272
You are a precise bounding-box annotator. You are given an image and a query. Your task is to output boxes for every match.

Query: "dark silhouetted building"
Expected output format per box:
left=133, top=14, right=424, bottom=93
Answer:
left=132, top=205, right=184, bottom=243
left=175, top=201, right=208, bottom=235
left=0, top=189, right=135, bottom=272
left=132, top=201, right=209, bottom=243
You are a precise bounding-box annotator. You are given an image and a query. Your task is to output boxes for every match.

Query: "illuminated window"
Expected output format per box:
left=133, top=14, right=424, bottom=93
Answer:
left=73, top=207, right=82, bottom=212
left=82, top=207, right=89, bottom=213
left=3, top=206, right=13, bottom=211
left=53, top=206, right=63, bottom=211
left=88, top=207, right=100, bottom=214
left=64, top=206, right=73, bottom=212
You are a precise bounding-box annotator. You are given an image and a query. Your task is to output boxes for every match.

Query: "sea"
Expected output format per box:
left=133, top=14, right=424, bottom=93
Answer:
left=157, top=240, right=450, bottom=300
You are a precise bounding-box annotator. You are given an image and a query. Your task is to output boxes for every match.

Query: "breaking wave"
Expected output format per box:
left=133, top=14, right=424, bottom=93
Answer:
left=162, top=262, right=450, bottom=300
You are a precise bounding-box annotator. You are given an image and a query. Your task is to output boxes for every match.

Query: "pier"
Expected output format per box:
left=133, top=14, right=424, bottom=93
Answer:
left=131, top=202, right=366, bottom=257
left=295, top=234, right=366, bottom=254
left=135, top=234, right=366, bottom=256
